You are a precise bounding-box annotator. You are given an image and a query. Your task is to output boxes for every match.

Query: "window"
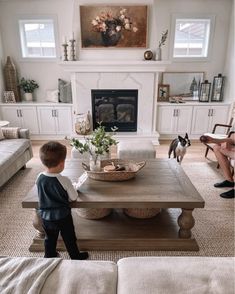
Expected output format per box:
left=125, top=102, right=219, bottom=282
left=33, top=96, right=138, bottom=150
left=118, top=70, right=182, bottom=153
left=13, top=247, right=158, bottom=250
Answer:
left=19, top=18, right=57, bottom=59
left=172, top=16, right=214, bottom=59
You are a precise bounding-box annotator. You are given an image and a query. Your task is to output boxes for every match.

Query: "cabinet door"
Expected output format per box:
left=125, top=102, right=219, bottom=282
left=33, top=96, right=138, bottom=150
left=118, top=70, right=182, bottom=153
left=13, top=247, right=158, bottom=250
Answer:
left=37, top=107, right=56, bottom=134
left=175, top=106, right=193, bottom=134
left=21, top=107, right=39, bottom=134
left=209, top=106, right=230, bottom=131
left=0, top=106, right=22, bottom=127
left=157, top=106, right=175, bottom=134
left=55, top=107, right=73, bottom=135
left=191, top=106, right=211, bottom=135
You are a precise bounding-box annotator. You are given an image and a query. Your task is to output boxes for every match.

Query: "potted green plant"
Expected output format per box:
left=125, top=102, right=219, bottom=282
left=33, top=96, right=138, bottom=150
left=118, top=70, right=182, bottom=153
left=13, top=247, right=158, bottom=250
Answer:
left=19, top=78, right=39, bottom=101
left=70, top=124, right=118, bottom=171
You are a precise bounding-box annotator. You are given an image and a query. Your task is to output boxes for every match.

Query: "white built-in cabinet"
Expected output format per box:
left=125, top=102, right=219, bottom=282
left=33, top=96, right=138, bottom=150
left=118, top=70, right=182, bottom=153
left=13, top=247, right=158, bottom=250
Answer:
left=191, top=105, right=229, bottom=135
left=0, top=103, right=73, bottom=137
left=37, top=106, right=73, bottom=135
left=0, top=105, right=39, bottom=134
left=157, top=106, right=192, bottom=134
left=157, top=103, right=231, bottom=138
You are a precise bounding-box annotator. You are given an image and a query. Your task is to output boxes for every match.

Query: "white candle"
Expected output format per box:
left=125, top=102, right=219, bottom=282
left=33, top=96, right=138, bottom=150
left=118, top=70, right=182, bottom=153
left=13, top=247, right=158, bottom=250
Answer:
left=70, top=32, right=75, bottom=40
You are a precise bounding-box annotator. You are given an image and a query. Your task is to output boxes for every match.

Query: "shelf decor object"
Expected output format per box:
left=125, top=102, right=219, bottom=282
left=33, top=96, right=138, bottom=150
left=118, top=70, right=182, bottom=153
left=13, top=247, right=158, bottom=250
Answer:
left=62, top=42, right=69, bottom=61
left=211, top=73, right=225, bottom=102
left=4, top=56, right=21, bottom=102
left=199, top=80, right=211, bottom=102
left=69, top=34, right=76, bottom=61
left=155, top=29, right=168, bottom=61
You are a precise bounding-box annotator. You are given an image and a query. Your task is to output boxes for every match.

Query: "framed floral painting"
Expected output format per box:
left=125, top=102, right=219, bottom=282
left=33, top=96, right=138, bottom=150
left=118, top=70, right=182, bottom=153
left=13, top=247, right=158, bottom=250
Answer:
left=80, top=5, right=148, bottom=48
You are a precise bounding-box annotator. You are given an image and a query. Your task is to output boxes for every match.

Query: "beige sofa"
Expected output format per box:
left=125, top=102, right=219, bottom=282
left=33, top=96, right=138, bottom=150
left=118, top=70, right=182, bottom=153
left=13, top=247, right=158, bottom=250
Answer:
left=0, top=256, right=233, bottom=293
left=0, top=128, right=33, bottom=188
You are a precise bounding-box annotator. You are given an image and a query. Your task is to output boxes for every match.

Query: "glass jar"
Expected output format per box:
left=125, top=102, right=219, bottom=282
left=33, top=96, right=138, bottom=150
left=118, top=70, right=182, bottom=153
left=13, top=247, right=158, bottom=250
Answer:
left=75, top=112, right=91, bottom=135
left=89, top=154, right=101, bottom=172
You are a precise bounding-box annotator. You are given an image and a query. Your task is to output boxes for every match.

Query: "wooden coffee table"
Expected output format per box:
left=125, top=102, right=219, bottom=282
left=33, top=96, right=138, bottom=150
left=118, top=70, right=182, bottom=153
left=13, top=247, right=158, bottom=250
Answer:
left=22, top=159, right=205, bottom=251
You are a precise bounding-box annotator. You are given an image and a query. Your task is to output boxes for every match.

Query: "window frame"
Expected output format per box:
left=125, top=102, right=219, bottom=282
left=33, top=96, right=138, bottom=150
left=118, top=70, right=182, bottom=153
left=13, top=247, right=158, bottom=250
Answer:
left=170, top=14, right=216, bottom=62
left=18, top=14, right=59, bottom=62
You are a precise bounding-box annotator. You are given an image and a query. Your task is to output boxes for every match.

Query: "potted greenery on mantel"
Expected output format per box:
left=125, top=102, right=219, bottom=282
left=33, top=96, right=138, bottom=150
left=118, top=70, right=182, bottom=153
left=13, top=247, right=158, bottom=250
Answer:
left=19, top=78, right=39, bottom=101
left=69, top=124, right=118, bottom=171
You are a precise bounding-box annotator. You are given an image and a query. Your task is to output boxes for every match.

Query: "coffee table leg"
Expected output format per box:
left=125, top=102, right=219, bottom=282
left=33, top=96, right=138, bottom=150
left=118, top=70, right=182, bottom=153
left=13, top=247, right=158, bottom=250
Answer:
left=32, top=209, right=45, bottom=239
left=178, top=208, right=195, bottom=238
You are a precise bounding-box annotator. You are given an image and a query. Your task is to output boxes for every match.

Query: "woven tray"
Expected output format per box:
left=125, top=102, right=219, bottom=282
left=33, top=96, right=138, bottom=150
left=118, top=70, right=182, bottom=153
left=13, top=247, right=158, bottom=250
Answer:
left=82, top=159, right=146, bottom=182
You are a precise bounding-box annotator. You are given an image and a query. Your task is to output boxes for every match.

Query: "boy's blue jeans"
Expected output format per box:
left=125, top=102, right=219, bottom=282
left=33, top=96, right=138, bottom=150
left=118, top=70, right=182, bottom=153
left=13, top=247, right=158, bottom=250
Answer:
left=42, top=214, right=81, bottom=259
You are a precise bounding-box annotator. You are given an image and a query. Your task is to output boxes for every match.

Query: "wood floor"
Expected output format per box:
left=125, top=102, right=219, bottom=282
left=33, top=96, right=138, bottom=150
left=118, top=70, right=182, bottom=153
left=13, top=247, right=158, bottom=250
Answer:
left=31, top=139, right=217, bottom=164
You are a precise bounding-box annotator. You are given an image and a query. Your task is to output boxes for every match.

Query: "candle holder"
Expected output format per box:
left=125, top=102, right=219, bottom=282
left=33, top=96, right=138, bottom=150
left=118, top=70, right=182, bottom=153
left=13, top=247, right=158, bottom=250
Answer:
left=62, top=43, right=69, bottom=61
left=69, top=39, right=76, bottom=61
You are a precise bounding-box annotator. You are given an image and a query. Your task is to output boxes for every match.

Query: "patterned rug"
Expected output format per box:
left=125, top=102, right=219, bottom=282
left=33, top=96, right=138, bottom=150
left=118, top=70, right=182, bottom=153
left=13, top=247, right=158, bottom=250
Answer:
left=0, top=158, right=234, bottom=262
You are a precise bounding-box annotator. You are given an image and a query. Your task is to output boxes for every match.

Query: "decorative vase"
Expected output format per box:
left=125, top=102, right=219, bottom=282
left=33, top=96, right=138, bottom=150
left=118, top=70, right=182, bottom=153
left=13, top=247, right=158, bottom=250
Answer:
left=89, top=154, right=101, bottom=171
left=155, top=47, right=162, bottom=61
left=24, top=92, right=33, bottom=101
left=4, top=56, right=21, bottom=102
left=101, top=20, right=121, bottom=47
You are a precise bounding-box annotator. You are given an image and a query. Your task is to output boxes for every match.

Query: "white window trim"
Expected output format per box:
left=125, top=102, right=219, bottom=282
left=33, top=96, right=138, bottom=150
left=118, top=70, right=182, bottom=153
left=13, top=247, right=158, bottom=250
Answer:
left=169, top=14, right=216, bottom=62
left=17, top=14, right=60, bottom=62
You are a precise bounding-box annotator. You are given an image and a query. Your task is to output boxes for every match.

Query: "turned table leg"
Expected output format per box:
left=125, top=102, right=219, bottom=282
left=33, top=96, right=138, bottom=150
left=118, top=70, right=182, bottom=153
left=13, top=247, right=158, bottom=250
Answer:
left=32, top=209, right=45, bottom=239
left=178, top=208, right=195, bottom=239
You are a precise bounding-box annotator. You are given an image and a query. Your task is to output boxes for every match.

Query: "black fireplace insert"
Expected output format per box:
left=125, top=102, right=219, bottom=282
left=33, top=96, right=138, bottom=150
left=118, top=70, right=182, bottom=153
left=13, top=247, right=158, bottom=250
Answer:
left=91, top=89, right=138, bottom=132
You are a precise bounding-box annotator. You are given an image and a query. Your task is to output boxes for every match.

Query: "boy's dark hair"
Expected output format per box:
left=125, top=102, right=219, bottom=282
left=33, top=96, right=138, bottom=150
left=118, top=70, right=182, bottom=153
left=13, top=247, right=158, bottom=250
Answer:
left=39, top=141, right=67, bottom=168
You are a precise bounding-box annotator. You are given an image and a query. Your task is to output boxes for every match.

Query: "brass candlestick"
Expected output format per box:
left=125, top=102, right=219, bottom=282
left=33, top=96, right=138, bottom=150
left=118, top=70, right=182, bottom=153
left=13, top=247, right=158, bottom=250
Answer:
left=62, top=43, right=69, bottom=61
left=69, top=39, right=76, bottom=61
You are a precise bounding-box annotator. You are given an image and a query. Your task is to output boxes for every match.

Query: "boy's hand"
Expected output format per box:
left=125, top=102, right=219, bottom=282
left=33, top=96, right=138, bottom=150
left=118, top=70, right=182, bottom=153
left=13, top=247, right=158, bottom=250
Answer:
left=73, top=172, right=88, bottom=190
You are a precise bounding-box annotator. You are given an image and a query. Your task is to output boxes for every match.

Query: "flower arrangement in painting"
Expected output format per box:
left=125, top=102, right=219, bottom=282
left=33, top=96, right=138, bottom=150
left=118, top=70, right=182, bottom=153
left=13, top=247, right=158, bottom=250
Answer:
left=158, top=30, right=168, bottom=48
left=92, top=8, right=138, bottom=33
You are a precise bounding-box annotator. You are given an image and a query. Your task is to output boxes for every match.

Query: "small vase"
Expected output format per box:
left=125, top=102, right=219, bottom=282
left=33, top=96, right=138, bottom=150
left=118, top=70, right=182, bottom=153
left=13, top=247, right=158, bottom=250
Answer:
left=90, top=155, right=101, bottom=172
left=155, top=47, right=162, bottom=61
left=24, top=92, right=33, bottom=101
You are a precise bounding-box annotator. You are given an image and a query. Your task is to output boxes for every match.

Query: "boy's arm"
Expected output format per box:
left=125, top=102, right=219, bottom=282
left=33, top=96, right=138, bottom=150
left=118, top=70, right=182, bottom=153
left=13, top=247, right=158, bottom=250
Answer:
left=57, top=175, right=78, bottom=201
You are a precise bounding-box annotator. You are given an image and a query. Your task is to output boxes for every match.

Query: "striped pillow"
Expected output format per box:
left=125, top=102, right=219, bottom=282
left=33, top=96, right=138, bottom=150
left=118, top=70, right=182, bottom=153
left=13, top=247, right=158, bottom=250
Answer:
left=1, top=127, right=20, bottom=139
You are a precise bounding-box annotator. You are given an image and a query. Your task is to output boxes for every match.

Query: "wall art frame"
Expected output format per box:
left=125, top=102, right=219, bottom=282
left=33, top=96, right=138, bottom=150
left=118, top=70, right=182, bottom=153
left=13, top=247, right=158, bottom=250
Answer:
left=158, top=84, right=170, bottom=102
left=80, top=5, right=148, bottom=48
left=162, top=72, right=204, bottom=101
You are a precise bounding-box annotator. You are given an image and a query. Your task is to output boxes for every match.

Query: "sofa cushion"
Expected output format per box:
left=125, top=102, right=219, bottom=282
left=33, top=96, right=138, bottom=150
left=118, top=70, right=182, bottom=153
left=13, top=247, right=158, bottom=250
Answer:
left=117, top=257, right=234, bottom=294
left=42, top=260, right=117, bottom=294
left=0, top=139, right=31, bottom=171
left=0, top=128, right=4, bottom=141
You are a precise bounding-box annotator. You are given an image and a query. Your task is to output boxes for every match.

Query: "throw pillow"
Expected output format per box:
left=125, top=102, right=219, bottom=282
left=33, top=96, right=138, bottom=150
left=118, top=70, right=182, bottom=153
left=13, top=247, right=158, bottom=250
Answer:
left=46, top=89, right=59, bottom=103
left=0, top=128, right=5, bottom=141
left=1, top=127, right=20, bottom=139
left=58, top=79, right=72, bottom=103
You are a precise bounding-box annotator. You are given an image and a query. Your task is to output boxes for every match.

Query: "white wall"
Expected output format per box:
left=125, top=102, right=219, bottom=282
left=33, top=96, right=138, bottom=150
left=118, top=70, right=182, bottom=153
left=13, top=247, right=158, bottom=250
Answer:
left=0, top=0, right=233, bottom=102
left=223, top=0, right=234, bottom=102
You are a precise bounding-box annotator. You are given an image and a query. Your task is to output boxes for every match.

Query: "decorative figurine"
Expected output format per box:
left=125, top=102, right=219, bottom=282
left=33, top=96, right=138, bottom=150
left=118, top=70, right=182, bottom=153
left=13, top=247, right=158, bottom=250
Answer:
left=144, top=50, right=153, bottom=60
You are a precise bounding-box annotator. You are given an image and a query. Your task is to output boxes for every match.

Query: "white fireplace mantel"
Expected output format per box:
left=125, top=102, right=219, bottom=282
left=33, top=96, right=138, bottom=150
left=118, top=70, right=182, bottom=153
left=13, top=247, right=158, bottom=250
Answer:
left=59, top=60, right=170, bottom=73
left=60, top=60, right=171, bottom=144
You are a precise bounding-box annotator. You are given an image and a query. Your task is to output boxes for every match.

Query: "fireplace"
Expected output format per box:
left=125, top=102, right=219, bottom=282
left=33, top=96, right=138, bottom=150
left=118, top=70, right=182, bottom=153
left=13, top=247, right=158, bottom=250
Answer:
left=91, top=89, right=138, bottom=132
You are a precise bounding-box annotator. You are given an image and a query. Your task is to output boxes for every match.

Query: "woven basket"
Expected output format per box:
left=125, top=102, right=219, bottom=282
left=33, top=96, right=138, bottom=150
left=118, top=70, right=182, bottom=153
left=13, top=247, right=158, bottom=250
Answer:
left=82, top=159, right=146, bottom=182
left=76, top=208, right=112, bottom=219
left=123, top=208, right=161, bottom=219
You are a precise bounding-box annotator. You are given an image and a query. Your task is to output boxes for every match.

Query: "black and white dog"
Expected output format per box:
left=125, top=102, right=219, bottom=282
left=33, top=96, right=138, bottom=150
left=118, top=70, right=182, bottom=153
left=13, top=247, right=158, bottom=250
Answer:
left=168, top=133, right=191, bottom=164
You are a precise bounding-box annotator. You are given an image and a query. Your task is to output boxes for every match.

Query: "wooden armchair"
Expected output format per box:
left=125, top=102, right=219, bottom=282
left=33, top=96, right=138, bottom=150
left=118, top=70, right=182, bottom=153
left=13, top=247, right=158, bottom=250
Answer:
left=204, top=118, right=233, bottom=158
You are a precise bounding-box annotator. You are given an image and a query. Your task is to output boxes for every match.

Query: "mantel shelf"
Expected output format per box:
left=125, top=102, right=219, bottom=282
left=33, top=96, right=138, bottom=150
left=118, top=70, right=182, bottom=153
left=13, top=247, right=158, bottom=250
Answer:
left=59, top=60, right=171, bottom=73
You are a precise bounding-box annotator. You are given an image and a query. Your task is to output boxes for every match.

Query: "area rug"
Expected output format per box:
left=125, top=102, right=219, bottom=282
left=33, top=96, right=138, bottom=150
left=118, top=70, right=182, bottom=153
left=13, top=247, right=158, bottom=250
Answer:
left=0, top=158, right=234, bottom=262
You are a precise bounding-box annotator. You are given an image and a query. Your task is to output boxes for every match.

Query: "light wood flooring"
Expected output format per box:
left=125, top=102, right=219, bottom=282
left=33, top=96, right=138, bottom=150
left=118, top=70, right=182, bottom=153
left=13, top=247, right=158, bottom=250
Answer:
left=31, top=139, right=217, bottom=164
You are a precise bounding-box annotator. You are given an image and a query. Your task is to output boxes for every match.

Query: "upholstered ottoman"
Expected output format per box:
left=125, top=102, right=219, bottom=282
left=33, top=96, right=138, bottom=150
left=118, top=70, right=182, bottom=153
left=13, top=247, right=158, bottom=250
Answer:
left=117, top=140, right=156, bottom=159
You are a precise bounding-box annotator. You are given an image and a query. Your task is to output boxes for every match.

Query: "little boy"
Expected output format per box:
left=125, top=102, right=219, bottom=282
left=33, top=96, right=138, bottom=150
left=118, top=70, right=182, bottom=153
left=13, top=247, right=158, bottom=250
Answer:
left=36, top=141, right=89, bottom=259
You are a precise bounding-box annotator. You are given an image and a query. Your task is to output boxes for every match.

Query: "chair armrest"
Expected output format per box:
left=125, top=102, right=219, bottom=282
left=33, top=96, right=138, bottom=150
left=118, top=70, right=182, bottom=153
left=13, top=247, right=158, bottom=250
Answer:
left=212, top=124, right=232, bottom=133
left=19, top=128, right=30, bottom=139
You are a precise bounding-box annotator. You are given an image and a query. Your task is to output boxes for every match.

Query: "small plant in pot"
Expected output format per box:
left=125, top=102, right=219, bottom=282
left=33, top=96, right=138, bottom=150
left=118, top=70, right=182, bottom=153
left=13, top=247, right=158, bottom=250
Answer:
left=19, top=78, right=39, bottom=101
left=69, top=123, right=118, bottom=171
